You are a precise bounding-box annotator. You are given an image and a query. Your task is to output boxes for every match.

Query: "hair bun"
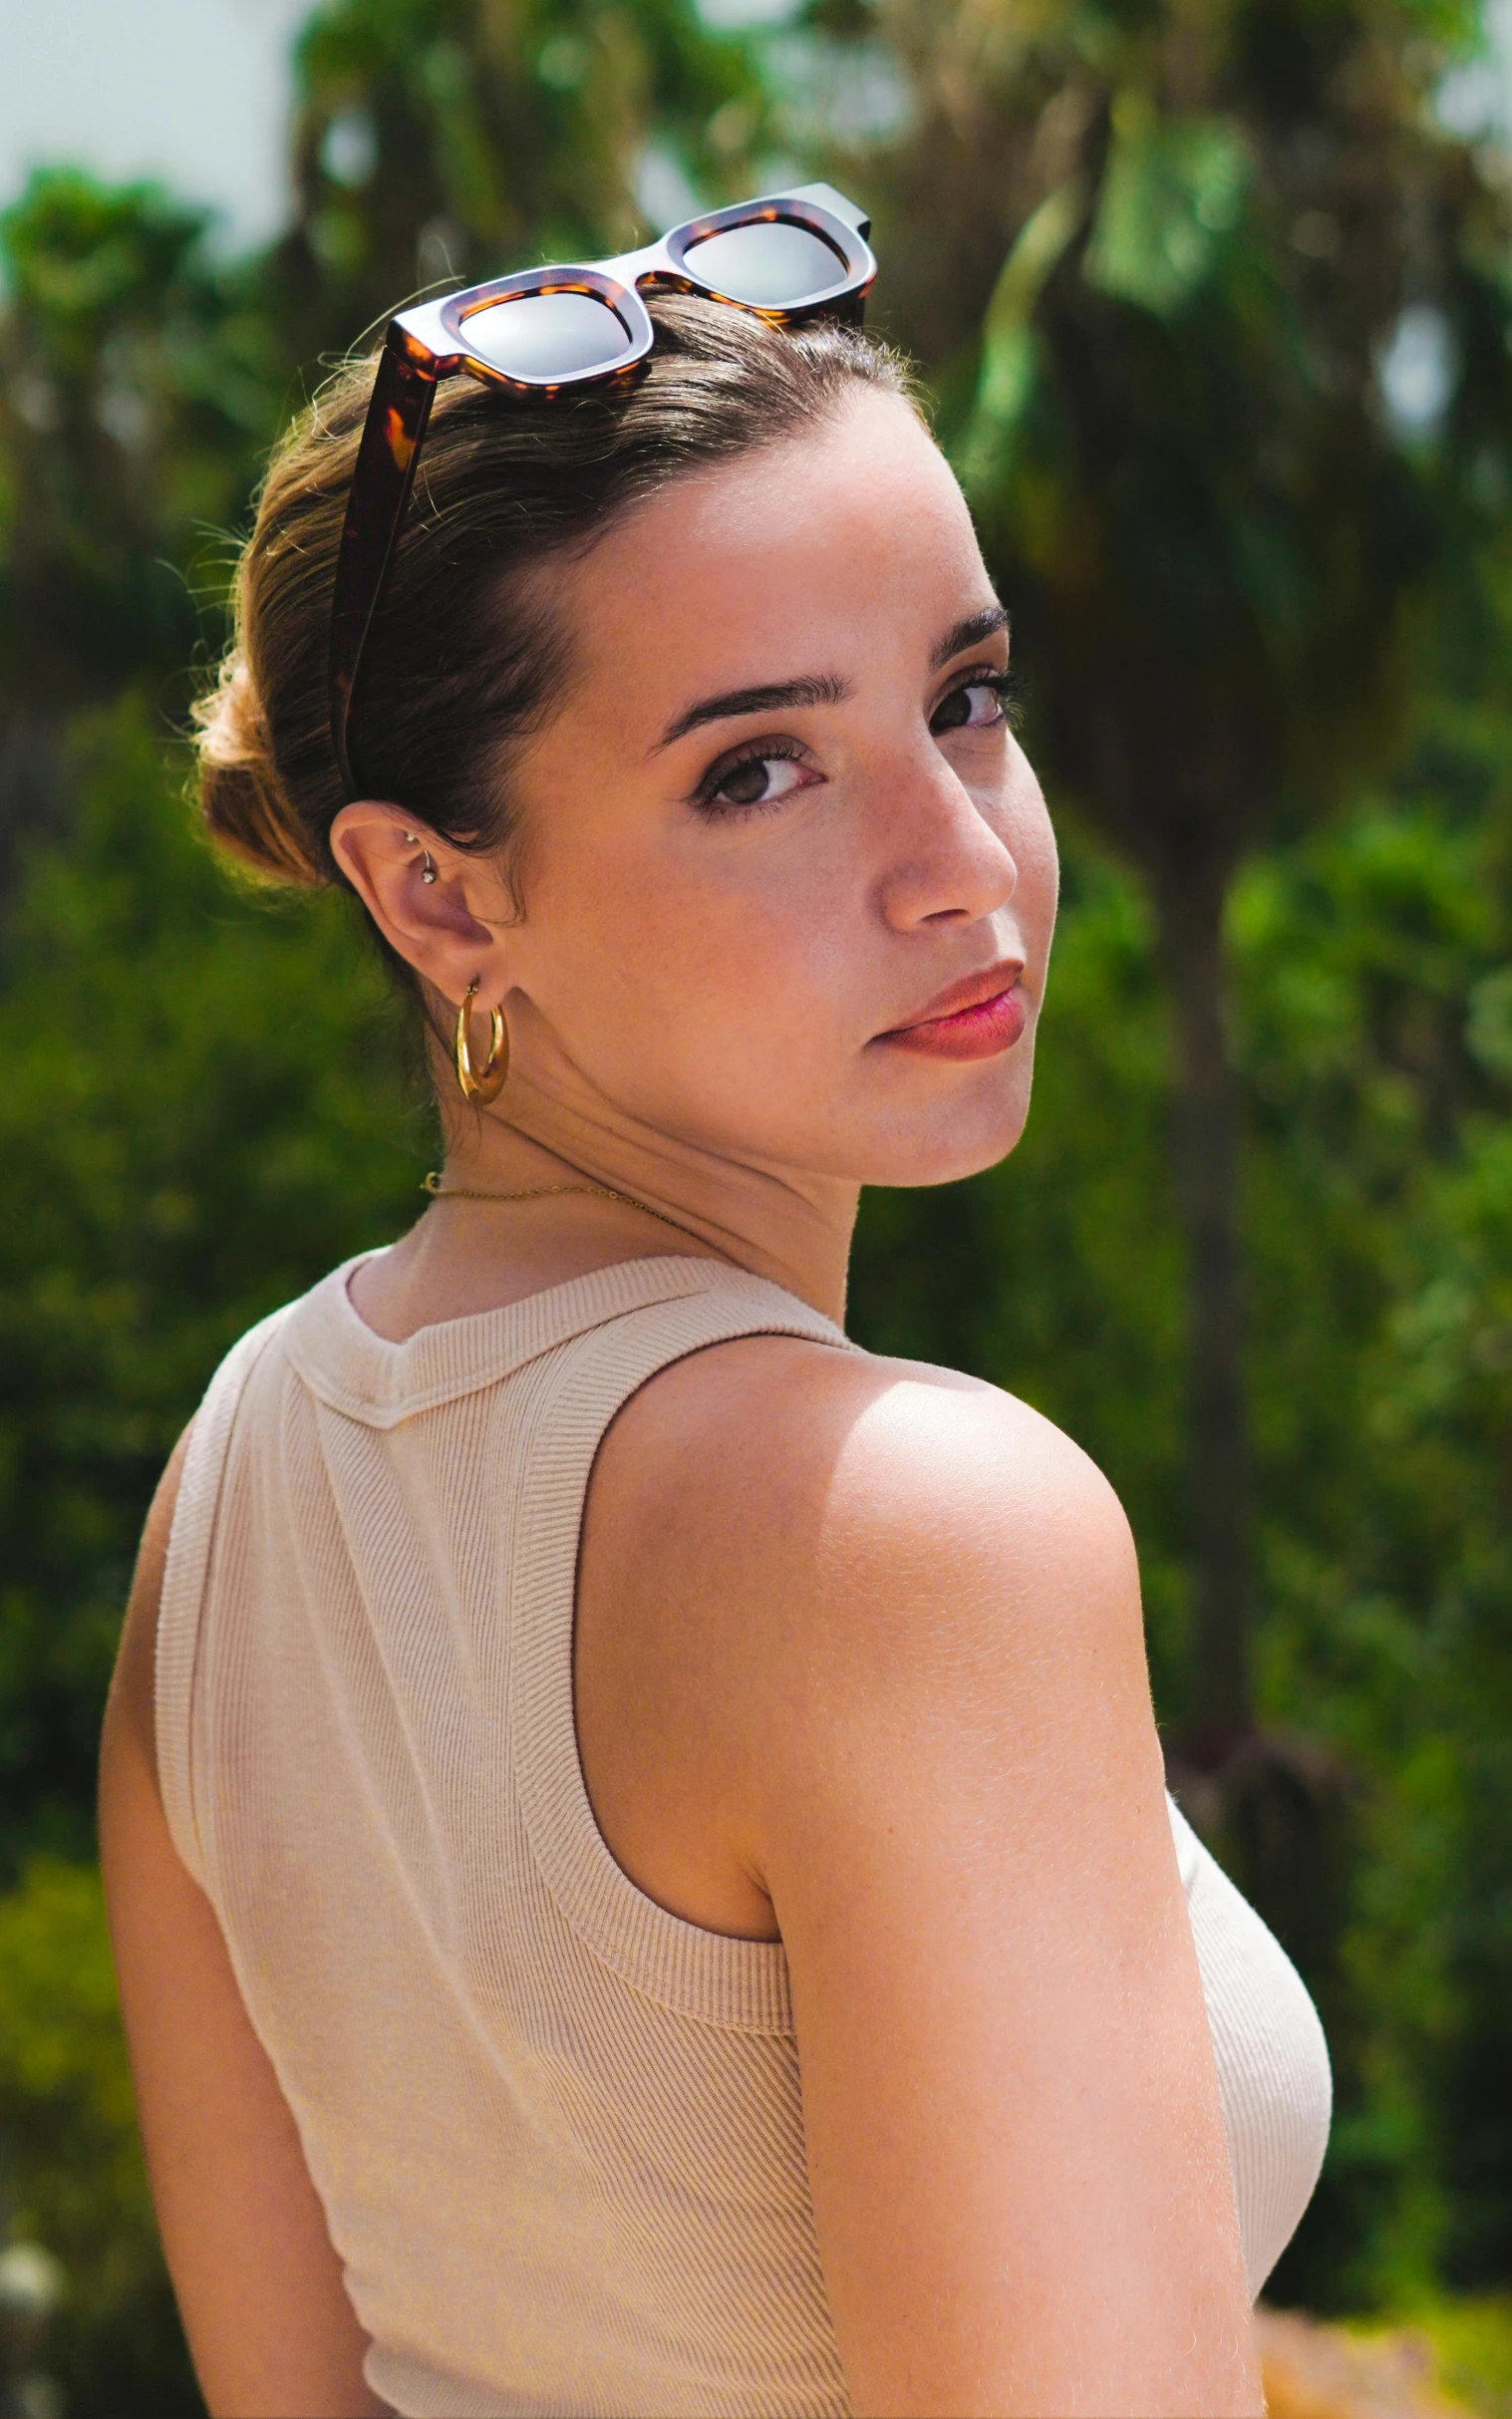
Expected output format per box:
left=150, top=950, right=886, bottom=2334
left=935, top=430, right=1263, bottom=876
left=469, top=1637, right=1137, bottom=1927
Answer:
left=193, top=649, right=323, bottom=886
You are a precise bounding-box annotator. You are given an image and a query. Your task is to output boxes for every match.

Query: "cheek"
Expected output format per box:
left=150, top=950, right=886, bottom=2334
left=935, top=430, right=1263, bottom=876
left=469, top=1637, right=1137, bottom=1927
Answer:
left=1006, top=761, right=1058, bottom=953
left=531, top=806, right=862, bottom=1054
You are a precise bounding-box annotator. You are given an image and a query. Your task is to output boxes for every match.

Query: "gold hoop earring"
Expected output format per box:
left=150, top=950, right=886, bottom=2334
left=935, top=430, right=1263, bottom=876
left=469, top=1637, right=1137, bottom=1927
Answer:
left=454, top=981, right=508, bottom=1104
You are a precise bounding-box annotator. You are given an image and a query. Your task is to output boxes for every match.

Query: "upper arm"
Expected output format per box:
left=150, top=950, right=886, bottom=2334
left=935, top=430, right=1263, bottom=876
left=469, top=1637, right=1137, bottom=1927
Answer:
left=605, top=1347, right=1262, bottom=2419
left=759, top=1382, right=1258, bottom=2417
left=99, top=1432, right=387, bottom=2419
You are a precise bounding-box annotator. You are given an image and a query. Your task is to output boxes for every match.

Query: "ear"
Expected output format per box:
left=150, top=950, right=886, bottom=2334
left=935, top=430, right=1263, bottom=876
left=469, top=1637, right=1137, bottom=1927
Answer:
left=329, top=803, right=511, bottom=1007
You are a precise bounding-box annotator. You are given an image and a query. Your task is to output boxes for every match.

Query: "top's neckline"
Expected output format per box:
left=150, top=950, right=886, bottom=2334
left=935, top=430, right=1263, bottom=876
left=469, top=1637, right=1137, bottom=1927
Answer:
left=281, top=1250, right=846, bottom=1428
left=340, top=1243, right=734, bottom=1351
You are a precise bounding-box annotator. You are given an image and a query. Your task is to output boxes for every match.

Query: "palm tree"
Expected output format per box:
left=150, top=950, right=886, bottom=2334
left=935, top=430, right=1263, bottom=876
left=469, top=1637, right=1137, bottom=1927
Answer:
left=0, top=173, right=275, bottom=913
left=267, top=0, right=767, bottom=364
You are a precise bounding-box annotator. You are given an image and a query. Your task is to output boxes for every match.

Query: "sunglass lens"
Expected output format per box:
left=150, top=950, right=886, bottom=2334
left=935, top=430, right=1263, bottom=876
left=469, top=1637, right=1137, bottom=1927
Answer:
left=461, top=289, right=634, bottom=380
left=683, top=220, right=847, bottom=308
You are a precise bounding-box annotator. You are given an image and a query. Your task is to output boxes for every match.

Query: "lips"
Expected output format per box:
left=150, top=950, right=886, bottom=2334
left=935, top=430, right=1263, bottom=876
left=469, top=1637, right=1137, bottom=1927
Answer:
left=875, top=961, right=1028, bottom=1062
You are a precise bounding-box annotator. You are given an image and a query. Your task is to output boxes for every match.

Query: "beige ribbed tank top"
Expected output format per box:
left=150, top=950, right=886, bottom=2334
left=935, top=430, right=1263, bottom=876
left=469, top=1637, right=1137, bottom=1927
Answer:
left=157, top=1252, right=1330, bottom=2419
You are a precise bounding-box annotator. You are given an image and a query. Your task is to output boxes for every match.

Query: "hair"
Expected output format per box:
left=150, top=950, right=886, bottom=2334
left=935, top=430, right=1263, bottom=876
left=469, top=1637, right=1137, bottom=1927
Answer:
left=194, top=296, right=914, bottom=911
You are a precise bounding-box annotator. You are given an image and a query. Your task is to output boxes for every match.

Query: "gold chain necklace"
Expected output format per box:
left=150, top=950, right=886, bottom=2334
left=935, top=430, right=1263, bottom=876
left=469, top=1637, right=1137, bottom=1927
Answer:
left=422, top=1169, right=707, bottom=1249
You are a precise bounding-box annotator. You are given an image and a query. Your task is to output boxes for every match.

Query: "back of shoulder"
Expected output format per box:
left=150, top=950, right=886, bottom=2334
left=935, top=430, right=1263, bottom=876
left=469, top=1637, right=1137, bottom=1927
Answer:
left=599, top=1330, right=1139, bottom=1732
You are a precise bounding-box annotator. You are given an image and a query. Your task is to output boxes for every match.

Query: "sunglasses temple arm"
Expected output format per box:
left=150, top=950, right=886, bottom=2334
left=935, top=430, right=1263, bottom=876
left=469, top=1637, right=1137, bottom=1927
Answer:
left=329, top=330, right=440, bottom=800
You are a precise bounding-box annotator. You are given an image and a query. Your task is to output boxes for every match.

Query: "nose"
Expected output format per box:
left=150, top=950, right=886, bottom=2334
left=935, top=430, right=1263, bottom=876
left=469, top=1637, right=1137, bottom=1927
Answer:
left=875, top=745, right=1019, bottom=934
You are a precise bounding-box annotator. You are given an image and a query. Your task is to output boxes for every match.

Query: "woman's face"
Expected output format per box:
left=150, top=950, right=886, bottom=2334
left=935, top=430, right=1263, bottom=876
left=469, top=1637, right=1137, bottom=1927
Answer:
left=465, top=386, right=1056, bottom=1190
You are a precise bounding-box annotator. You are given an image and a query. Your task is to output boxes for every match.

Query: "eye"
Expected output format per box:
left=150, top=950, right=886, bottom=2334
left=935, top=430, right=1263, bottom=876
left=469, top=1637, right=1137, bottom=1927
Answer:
left=931, top=669, right=1015, bottom=735
left=694, top=741, right=820, bottom=815
left=717, top=756, right=806, bottom=807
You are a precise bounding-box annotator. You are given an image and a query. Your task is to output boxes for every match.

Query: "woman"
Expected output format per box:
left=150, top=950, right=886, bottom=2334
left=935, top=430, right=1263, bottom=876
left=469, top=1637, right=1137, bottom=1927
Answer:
left=100, top=192, right=1329, bottom=2419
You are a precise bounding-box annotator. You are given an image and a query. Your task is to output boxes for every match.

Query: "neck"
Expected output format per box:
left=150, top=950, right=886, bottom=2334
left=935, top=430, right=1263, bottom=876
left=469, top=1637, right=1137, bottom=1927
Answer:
left=441, top=1064, right=858, bottom=1329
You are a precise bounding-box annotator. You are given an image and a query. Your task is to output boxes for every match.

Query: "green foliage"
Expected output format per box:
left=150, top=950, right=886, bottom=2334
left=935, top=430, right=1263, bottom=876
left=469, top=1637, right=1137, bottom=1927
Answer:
left=0, top=1860, right=197, bottom=2416
left=920, top=0, right=1498, bottom=876
left=0, top=171, right=280, bottom=716
left=0, top=699, right=428, bottom=1874
left=1231, top=764, right=1512, bottom=2302
left=275, top=0, right=770, bottom=361
left=1082, top=96, right=1250, bottom=320
left=0, top=698, right=430, bottom=2403
left=1410, top=2291, right=1512, bottom=2414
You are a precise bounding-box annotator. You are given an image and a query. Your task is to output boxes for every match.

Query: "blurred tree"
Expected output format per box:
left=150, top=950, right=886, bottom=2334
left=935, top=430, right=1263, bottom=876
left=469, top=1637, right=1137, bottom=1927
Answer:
left=0, top=701, right=426, bottom=1875
left=0, top=1860, right=198, bottom=2416
left=0, top=172, right=280, bottom=909
left=0, top=171, right=275, bottom=710
left=0, top=7, right=770, bottom=907
left=268, top=0, right=769, bottom=365
left=1229, top=621, right=1512, bottom=2297
left=807, top=0, right=1512, bottom=1775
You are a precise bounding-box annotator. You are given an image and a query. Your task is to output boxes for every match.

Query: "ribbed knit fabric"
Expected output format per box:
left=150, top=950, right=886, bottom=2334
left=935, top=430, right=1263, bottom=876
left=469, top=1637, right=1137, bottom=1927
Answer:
left=157, top=1251, right=1329, bottom=2418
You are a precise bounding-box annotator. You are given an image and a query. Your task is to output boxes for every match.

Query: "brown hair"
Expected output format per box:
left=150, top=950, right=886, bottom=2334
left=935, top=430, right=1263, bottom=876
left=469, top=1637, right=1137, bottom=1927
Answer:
left=194, top=296, right=912, bottom=904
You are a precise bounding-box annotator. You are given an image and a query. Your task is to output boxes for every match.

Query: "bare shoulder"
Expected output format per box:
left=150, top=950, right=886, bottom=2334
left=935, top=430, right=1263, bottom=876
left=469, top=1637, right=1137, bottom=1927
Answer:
left=587, top=1329, right=1146, bottom=1860
left=601, top=1325, right=1136, bottom=1669
left=610, top=1342, right=1255, bottom=2419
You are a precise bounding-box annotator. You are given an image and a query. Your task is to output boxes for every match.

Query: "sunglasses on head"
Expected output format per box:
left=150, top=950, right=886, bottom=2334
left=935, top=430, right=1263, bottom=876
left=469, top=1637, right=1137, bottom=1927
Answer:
left=328, top=181, right=876, bottom=800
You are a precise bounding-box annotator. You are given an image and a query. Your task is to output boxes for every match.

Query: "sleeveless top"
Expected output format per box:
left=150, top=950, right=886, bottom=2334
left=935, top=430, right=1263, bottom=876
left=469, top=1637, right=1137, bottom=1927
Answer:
left=157, top=1252, right=1331, bottom=2419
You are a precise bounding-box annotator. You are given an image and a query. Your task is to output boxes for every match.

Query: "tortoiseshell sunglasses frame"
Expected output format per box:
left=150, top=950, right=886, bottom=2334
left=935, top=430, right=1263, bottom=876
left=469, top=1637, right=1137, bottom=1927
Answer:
left=328, top=182, right=875, bottom=800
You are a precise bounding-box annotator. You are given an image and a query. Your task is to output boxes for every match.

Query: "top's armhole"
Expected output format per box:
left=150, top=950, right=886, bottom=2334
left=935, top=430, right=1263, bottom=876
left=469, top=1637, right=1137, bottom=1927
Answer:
left=509, top=1275, right=853, bottom=2035
left=154, top=1308, right=295, bottom=1889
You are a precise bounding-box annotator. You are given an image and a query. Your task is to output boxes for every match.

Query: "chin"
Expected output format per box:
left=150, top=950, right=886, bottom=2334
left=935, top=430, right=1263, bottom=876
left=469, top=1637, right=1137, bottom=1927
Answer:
left=855, top=1080, right=1036, bottom=1191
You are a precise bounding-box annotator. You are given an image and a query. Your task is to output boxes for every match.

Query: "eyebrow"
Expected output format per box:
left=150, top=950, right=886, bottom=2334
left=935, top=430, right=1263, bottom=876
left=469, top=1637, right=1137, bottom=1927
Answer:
left=652, top=604, right=1012, bottom=754
left=932, top=604, right=1011, bottom=670
left=654, top=673, right=851, bottom=753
